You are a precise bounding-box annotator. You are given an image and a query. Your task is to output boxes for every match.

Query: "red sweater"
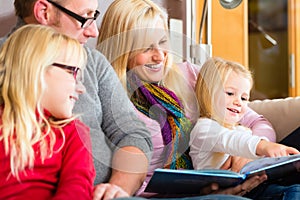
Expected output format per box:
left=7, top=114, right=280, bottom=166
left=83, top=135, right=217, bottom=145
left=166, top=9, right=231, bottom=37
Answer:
left=0, top=119, right=95, bottom=200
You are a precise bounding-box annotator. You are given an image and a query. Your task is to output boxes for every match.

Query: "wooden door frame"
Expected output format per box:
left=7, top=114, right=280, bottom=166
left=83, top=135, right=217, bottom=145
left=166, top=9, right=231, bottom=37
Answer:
left=210, top=0, right=248, bottom=67
left=288, top=0, right=300, bottom=96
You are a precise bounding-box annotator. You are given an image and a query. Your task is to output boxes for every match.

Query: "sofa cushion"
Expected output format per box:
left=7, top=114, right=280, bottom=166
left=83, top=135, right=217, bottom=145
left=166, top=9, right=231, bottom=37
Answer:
left=248, top=97, right=300, bottom=142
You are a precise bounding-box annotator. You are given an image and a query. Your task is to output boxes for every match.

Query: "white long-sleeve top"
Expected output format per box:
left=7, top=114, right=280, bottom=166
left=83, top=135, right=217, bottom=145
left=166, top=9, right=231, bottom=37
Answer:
left=189, top=118, right=269, bottom=170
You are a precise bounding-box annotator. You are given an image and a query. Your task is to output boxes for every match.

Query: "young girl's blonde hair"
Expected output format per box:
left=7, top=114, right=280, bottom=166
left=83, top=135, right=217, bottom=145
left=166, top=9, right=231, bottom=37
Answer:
left=195, top=57, right=253, bottom=124
left=0, top=24, right=87, bottom=179
left=97, top=0, right=197, bottom=120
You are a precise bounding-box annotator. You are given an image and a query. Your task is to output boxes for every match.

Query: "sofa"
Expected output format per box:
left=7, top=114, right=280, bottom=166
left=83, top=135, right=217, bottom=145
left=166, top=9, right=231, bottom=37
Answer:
left=249, top=96, right=300, bottom=142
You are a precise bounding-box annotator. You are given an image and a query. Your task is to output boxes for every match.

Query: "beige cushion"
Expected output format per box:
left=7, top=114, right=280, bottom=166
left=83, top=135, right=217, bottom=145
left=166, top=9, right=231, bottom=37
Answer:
left=248, top=97, right=300, bottom=142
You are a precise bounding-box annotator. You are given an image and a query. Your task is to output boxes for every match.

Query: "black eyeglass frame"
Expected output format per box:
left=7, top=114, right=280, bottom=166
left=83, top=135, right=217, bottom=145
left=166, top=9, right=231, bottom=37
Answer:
left=52, top=63, right=83, bottom=82
left=47, top=0, right=100, bottom=29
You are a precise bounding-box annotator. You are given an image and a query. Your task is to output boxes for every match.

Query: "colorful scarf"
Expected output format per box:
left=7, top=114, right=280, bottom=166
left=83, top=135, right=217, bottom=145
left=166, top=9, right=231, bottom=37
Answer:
left=127, top=72, right=193, bottom=169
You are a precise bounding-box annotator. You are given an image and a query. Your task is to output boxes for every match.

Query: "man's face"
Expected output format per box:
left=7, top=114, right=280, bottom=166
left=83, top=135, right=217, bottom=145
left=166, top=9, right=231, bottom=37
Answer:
left=48, top=0, right=99, bottom=44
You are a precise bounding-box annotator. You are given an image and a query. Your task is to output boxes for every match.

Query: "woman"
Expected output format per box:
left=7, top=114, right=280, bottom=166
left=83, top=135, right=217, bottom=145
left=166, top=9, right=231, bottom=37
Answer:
left=97, top=0, right=273, bottom=197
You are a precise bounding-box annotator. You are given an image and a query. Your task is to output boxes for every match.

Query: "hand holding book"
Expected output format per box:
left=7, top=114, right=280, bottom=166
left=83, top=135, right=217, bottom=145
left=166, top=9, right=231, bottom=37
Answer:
left=210, top=174, right=268, bottom=197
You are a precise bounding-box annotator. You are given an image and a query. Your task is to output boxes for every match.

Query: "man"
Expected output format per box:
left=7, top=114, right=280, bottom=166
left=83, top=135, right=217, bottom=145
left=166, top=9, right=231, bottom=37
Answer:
left=0, top=0, right=152, bottom=199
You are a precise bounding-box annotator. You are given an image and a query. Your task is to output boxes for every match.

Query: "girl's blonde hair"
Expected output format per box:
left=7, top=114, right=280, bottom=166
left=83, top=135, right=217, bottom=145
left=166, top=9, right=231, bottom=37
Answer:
left=0, top=24, right=87, bottom=179
left=195, top=57, right=253, bottom=124
left=97, top=0, right=197, bottom=119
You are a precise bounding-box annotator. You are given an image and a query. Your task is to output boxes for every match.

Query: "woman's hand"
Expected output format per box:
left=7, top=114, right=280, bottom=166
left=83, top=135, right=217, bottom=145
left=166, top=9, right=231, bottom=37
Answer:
left=93, top=183, right=130, bottom=200
left=200, top=174, right=267, bottom=196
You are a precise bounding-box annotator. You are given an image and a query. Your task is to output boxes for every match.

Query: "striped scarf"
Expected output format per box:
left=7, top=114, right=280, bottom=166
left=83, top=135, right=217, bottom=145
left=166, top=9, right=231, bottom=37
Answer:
left=127, top=72, right=193, bottom=169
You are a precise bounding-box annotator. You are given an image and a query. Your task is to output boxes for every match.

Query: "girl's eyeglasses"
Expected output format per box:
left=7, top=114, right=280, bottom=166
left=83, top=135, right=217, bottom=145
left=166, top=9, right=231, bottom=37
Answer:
left=52, top=63, right=83, bottom=82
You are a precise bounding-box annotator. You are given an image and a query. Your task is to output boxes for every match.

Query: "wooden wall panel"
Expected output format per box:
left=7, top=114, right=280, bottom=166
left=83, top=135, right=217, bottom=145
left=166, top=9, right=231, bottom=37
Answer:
left=210, top=0, right=248, bottom=67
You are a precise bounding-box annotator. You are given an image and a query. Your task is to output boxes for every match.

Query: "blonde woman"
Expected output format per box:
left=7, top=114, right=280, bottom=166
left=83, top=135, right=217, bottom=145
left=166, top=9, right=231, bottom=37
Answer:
left=98, top=0, right=199, bottom=196
left=0, top=24, right=95, bottom=199
left=97, top=0, right=275, bottom=197
left=190, top=57, right=300, bottom=199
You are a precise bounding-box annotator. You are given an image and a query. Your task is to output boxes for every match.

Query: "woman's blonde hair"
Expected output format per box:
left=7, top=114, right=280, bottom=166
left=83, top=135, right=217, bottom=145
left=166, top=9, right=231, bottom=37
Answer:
left=0, top=24, right=87, bottom=179
left=97, top=0, right=197, bottom=119
left=195, top=57, right=253, bottom=124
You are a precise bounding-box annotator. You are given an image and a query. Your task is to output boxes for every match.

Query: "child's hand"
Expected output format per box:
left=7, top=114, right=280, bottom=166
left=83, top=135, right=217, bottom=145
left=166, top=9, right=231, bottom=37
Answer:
left=256, top=140, right=300, bottom=157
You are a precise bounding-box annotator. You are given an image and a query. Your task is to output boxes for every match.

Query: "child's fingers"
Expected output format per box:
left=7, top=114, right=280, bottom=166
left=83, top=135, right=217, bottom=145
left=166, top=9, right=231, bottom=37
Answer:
left=286, top=147, right=300, bottom=155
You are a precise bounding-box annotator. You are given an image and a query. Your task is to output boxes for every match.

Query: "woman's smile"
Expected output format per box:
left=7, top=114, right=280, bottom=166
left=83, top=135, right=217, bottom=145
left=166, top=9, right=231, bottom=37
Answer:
left=144, top=64, right=163, bottom=71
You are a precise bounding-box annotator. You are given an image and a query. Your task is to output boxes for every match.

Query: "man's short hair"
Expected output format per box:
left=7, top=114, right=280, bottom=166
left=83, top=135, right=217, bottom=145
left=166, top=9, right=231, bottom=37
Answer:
left=14, top=0, right=37, bottom=18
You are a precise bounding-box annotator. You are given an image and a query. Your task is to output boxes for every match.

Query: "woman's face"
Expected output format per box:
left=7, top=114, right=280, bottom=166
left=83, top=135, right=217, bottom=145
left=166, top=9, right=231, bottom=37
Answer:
left=128, top=18, right=169, bottom=83
left=41, top=51, right=86, bottom=119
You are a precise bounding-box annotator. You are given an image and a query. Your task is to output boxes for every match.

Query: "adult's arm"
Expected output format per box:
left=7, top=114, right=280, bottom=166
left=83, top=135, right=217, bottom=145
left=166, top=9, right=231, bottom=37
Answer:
left=239, top=107, right=276, bottom=142
left=110, top=146, right=148, bottom=193
left=84, top=48, right=152, bottom=197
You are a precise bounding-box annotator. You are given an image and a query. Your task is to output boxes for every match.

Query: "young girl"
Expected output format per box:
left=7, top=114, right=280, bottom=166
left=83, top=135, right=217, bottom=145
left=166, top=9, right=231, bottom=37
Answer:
left=190, top=57, right=300, bottom=199
left=190, top=57, right=299, bottom=169
left=0, top=25, right=95, bottom=199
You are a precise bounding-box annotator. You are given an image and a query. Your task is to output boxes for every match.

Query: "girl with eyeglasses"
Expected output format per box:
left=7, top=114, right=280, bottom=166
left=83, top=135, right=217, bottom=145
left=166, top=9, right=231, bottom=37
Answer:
left=0, top=24, right=95, bottom=199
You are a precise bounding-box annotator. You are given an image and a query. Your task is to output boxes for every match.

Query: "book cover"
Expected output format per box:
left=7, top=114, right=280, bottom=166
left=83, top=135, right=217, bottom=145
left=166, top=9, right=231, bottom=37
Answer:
left=145, top=154, right=300, bottom=194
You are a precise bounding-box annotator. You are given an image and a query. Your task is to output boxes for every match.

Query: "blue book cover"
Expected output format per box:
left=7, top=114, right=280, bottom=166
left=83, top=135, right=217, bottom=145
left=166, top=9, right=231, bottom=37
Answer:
left=145, top=154, right=300, bottom=194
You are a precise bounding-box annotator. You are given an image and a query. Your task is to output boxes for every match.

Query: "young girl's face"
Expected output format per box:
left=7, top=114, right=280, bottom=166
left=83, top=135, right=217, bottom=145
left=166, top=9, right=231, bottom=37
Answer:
left=127, top=18, right=169, bottom=83
left=216, top=71, right=251, bottom=127
left=41, top=53, right=86, bottom=119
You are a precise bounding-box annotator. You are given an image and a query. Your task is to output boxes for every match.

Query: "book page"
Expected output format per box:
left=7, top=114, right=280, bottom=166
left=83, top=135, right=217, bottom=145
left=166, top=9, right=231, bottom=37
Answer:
left=240, top=154, right=300, bottom=175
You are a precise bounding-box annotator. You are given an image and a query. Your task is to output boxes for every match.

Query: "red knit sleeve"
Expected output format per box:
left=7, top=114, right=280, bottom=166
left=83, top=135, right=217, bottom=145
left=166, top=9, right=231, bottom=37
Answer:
left=52, top=119, right=95, bottom=200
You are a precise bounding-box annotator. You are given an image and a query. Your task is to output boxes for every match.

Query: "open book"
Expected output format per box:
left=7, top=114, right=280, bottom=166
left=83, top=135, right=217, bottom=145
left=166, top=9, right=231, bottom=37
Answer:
left=144, top=154, right=300, bottom=194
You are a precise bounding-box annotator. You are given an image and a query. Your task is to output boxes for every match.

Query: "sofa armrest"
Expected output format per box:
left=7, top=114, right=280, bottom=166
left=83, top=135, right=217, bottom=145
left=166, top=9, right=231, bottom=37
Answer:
left=248, top=97, right=300, bottom=142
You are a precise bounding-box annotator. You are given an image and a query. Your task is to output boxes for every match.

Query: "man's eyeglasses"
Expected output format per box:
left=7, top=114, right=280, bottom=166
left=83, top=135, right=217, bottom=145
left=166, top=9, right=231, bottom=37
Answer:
left=52, top=63, right=83, bottom=82
left=47, top=0, right=100, bottom=29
